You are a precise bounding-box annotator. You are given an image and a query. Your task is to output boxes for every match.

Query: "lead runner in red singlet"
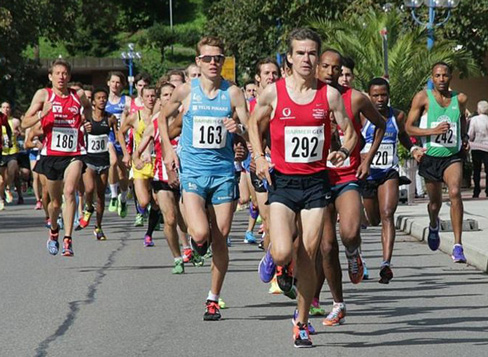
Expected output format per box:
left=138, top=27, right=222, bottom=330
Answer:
left=22, top=58, right=92, bottom=257
left=249, top=28, right=357, bottom=348
left=314, top=50, right=386, bottom=326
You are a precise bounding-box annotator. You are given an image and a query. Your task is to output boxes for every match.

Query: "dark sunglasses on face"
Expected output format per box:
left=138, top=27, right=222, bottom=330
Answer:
left=198, top=54, right=225, bottom=63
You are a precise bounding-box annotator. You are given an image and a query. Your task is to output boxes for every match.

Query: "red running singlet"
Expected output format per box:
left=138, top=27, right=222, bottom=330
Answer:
left=327, top=87, right=362, bottom=185
left=41, top=88, right=86, bottom=157
left=270, top=78, right=331, bottom=175
left=152, top=118, right=179, bottom=182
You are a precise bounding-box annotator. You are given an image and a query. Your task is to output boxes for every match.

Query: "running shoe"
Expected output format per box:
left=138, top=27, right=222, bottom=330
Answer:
left=244, top=231, right=257, bottom=244
left=17, top=196, right=24, bottom=205
left=0, top=200, right=4, bottom=211
left=258, top=240, right=264, bottom=250
left=5, top=190, right=13, bottom=203
left=218, top=298, right=227, bottom=309
left=144, top=235, right=154, bottom=247
left=293, top=322, right=313, bottom=348
left=452, top=244, right=467, bottom=263
left=191, top=250, right=205, bottom=267
left=134, top=213, right=144, bottom=227
left=62, top=237, right=74, bottom=257
left=292, top=309, right=316, bottom=335
left=57, top=217, right=64, bottom=230
left=323, top=302, right=346, bottom=326
left=45, top=218, right=51, bottom=229
left=256, top=215, right=262, bottom=224
left=249, top=202, right=259, bottom=220
left=35, top=200, right=42, bottom=210
left=182, top=247, right=193, bottom=264
left=362, top=257, right=370, bottom=280
left=203, top=246, right=213, bottom=260
left=47, top=228, right=60, bottom=255
left=226, top=236, right=232, bottom=247
left=203, top=300, right=221, bottom=321
left=258, top=248, right=276, bottom=283
left=108, top=197, right=118, bottom=212
left=258, top=224, right=264, bottom=235
left=379, top=264, right=393, bottom=284
left=283, top=284, right=297, bottom=300
left=117, top=194, right=127, bottom=218
left=190, top=237, right=208, bottom=256
left=94, top=227, right=107, bottom=241
left=309, top=298, right=326, bottom=316
left=276, top=262, right=294, bottom=293
left=268, top=275, right=282, bottom=294
left=345, top=248, right=364, bottom=284
left=427, top=218, right=440, bottom=251
left=172, top=258, right=184, bottom=274
left=78, top=210, right=93, bottom=229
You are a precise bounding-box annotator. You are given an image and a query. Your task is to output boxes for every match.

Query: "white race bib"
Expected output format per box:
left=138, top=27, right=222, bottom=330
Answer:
left=192, top=116, right=227, bottom=149
left=51, top=127, right=78, bottom=153
left=430, top=121, right=457, bottom=148
left=285, top=126, right=324, bottom=163
left=365, top=143, right=394, bottom=169
left=87, top=134, right=108, bottom=154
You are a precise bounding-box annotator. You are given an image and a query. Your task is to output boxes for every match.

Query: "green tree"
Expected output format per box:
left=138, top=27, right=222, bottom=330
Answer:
left=311, top=8, right=479, bottom=112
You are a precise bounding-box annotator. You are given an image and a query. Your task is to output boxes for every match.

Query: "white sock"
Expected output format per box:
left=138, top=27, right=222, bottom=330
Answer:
left=174, top=256, right=182, bottom=262
left=120, top=190, right=128, bottom=203
left=110, top=184, right=119, bottom=199
left=207, top=291, right=219, bottom=302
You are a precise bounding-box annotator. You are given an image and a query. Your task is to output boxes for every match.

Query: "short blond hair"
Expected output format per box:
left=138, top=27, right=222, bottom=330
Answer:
left=196, top=36, right=225, bottom=56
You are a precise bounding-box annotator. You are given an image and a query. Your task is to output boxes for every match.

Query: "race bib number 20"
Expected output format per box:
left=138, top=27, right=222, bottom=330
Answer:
left=285, top=126, right=324, bottom=163
left=192, top=116, right=227, bottom=149
left=51, top=127, right=78, bottom=153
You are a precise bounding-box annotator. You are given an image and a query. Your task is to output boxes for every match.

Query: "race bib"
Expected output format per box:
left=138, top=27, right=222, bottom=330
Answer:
left=430, top=121, right=457, bottom=148
left=192, top=116, right=227, bottom=149
left=51, top=127, right=78, bottom=153
left=285, top=126, right=324, bottom=163
left=87, top=134, right=108, bottom=154
left=365, top=143, right=394, bottom=169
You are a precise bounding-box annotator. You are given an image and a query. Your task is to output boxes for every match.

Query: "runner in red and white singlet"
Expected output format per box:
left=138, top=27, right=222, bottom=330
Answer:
left=249, top=28, right=357, bottom=348
left=22, top=58, right=93, bottom=257
left=315, top=49, right=385, bottom=327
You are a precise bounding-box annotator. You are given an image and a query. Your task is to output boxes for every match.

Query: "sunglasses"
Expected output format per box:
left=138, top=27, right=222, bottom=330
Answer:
left=198, top=54, right=225, bottom=63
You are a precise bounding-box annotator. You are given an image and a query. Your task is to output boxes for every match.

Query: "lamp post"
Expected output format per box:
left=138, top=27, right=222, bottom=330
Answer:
left=121, top=43, right=142, bottom=96
left=404, top=0, right=460, bottom=88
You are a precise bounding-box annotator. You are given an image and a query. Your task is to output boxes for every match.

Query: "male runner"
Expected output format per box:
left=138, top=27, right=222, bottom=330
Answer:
left=185, top=63, right=201, bottom=81
left=105, top=71, right=131, bottom=217
left=314, top=50, right=385, bottom=327
left=22, top=58, right=92, bottom=257
left=77, top=88, right=118, bottom=239
left=361, top=77, right=414, bottom=283
left=249, top=29, right=357, bottom=348
left=405, top=62, right=468, bottom=263
left=159, top=36, right=248, bottom=321
left=338, top=56, right=355, bottom=88
left=0, top=110, right=12, bottom=210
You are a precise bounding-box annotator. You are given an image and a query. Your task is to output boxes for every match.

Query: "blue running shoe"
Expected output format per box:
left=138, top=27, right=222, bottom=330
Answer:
left=244, top=231, right=257, bottom=244
left=292, top=309, right=316, bottom=335
left=452, top=244, right=466, bottom=263
left=362, top=257, right=369, bottom=280
left=47, top=229, right=60, bottom=256
left=258, top=248, right=276, bottom=283
left=427, top=218, right=440, bottom=251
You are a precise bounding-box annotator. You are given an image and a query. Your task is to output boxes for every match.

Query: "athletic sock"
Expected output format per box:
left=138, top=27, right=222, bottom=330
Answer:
left=120, top=190, right=128, bottom=203
left=174, top=256, right=182, bottom=262
left=207, top=291, right=219, bottom=302
left=145, top=208, right=160, bottom=236
left=109, top=184, right=119, bottom=199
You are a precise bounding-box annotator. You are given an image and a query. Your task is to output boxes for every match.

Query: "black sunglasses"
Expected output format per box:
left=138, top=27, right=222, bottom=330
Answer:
left=198, top=54, right=225, bottom=63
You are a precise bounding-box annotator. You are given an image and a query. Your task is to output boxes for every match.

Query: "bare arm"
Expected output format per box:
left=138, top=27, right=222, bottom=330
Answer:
left=133, top=123, right=155, bottom=169
left=226, top=85, right=249, bottom=140
left=357, top=92, right=386, bottom=166
left=21, top=89, right=49, bottom=129
left=168, top=111, right=183, bottom=139
left=118, top=112, right=135, bottom=163
left=24, top=123, right=44, bottom=150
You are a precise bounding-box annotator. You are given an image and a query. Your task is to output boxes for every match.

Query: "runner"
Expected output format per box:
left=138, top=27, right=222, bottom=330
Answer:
left=185, top=63, right=201, bottom=81
left=249, top=29, right=357, bottom=348
left=361, top=77, right=414, bottom=283
left=405, top=61, right=468, bottom=263
left=118, top=85, right=158, bottom=246
left=314, top=49, right=385, bottom=327
left=105, top=71, right=131, bottom=218
left=76, top=88, right=118, bottom=239
left=338, top=56, right=355, bottom=88
left=21, top=58, right=92, bottom=257
left=0, top=109, right=12, bottom=210
left=159, top=36, right=248, bottom=321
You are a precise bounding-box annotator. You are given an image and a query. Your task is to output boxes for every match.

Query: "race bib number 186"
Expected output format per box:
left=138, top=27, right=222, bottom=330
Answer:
left=51, top=127, right=78, bottom=153
left=285, top=126, right=324, bottom=163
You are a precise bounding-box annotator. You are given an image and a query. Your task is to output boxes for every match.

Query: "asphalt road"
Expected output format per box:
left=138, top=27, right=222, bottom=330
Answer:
left=1, top=197, right=487, bottom=357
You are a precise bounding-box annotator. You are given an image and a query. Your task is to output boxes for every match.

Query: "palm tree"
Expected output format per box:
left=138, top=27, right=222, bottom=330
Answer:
left=310, top=9, right=479, bottom=112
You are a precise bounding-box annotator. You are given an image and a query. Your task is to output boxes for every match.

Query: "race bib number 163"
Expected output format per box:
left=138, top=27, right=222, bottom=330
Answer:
left=192, top=116, right=227, bottom=149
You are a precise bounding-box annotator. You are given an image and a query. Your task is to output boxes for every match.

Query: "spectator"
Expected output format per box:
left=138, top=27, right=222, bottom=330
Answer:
left=468, top=100, right=488, bottom=198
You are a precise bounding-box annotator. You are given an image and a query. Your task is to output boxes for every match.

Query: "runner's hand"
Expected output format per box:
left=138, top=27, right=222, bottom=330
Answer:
left=256, top=156, right=274, bottom=187
left=83, top=121, right=92, bottom=133
left=133, top=157, right=143, bottom=170
left=223, top=117, right=238, bottom=133
left=411, top=147, right=425, bottom=163
left=432, top=122, right=450, bottom=135
left=164, top=147, right=179, bottom=171
left=122, top=153, right=132, bottom=168
left=356, top=161, right=370, bottom=180
left=328, top=150, right=347, bottom=167
left=234, top=142, right=247, bottom=161
left=167, top=166, right=180, bottom=189
left=40, top=101, right=52, bottom=120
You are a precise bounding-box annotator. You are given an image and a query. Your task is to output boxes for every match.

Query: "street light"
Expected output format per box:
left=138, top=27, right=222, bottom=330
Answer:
left=121, top=43, right=142, bottom=96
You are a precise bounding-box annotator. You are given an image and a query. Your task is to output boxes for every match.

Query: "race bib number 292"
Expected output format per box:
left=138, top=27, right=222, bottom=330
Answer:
left=285, top=126, right=324, bottom=163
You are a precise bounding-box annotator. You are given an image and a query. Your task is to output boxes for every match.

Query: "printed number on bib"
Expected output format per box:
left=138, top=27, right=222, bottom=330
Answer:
left=193, top=116, right=227, bottom=149
left=371, top=143, right=394, bottom=169
left=87, top=134, right=108, bottom=154
left=285, top=126, right=324, bottom=163
left=51, top=127, right=78, bottom=153
left=431, top=121, right=457, bottom=148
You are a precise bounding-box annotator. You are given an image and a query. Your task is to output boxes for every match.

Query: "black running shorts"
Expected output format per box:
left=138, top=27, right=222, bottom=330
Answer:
left=418, top=153, right=462, bottom=183
left=34, top=155, right=85, bottom=181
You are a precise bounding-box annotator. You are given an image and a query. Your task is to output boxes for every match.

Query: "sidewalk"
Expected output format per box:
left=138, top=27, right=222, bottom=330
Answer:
left=395, top=190, right=488, bottom=272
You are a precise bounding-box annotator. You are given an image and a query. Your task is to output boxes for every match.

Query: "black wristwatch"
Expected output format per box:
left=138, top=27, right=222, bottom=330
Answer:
left=338, top=147, right=350, bottom=158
